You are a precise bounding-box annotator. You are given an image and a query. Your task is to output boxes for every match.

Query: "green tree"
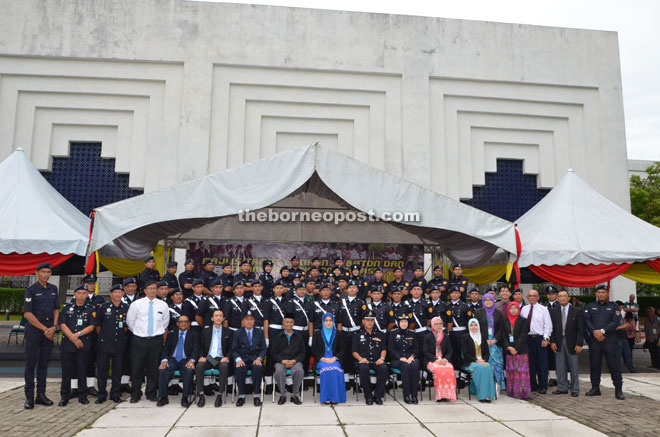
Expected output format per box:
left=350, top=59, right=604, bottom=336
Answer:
left=630, top=162, right=660, bottom=295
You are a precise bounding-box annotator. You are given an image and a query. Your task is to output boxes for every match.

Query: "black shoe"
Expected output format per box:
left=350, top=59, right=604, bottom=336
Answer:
left=95, top=398, right=106, bottom=404
left=35, top=394, right=53, bottom=406
left=585, top=387, right=601, bottom=396
left=88, top=387, right=99, bottom=397
left=291, top=396, right=302, bottom=405
left=484, top=399, right=492, bottom=403
left=548, top=379, right=557, bottom=387
left=571, top=392, right=579, bottom=397
left=129, top=396, right=140, bottom=403
left=214, top=395, right=223, bottom=408
left=365, top=398, right=373, bottom=405
left=79, top=397, right=89, bottom=404
left=236, top=397, right=245, bottom=407
left=111, top=397, right=123, bottom=403
left=254, top=397, right=262, bottom=406
left=552, top=390, right=568, bottom=395
left=538, top=388, right=547, bottom=394
left=404, top=395, right=411, bottom=404
left=58, top=398, right=68, bottom=407
left=278, top=395, right=286, bottom=405
left=156, top=398, right=169, bottom=407
left=615, top=388, right=625, bottom=400
left=411, top=396, right=418, bottom=404
left=374, top=397, right=383, bottom=405
left=24, top=398, right=34, bottom=409
left=146, top=395, right=158, bottom=402
left=181, top=398, right=190, bottom=408
left=197, top=395, right=205, bottom=407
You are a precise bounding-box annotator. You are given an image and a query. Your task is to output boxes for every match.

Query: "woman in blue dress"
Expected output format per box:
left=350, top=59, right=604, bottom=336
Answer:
left=312, top=312, right=346, bottom=404
left=462, top=318, right=497, bottom=402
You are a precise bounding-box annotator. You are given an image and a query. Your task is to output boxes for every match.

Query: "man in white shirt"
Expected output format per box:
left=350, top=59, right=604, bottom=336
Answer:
left=126, top=280, right=170, bottom=403
left=520, top=289, right=553, bottom=394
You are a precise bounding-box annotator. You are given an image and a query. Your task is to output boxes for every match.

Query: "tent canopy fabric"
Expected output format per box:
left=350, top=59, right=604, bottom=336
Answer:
left=516, top=169, right=660, bottom=267
left=90, top=144, right=517, bottom=267
left=0, top=147, right=90, bottom=256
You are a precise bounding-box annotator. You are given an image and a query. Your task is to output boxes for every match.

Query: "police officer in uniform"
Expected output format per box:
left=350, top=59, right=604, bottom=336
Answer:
left=196, top=278, right=225, bottom=328
left=168, top=288, right=185, bottom=331
left=120, top=277, right=138, bottom=393
left=234, top=260, right=256, bottom=297
left=225, top=281, right=248, bottom=332
left=353, top=310, right=388, bottom=405
left=59, top=285, right=96, bottom=405
left=411, top=267, right=428, bottom=293
left=390, top=286, right=412, bottom=320
left=447, top=285, right=472, bottom=371
left=349, top=264, right=367, bottom=300
left=340, top=280, right=366, bottom=374
left=95, top=284, right=129, bottom=404
left=162, top=261, right=179, bottom=291
left=448, top=264, right=469, bottom=301
left=367, top=268, right=389, bottom=301
left=243, top=279, right=268, bottom=329
left=289, top=255, right=305, bottom=277
left=585, top=284, right=625, bottom=400
left=467, top=288, right=483, bottom=311
left=408, top=283, right=433, bottom=365
left=389, top=267, right=410, bottom=300
left=264, top=280, right=287, bottom=381
left=367, top=285, right=392, bottom=335
left=312, top=283, right=342, bottom=332
left=331, top=257, right=350, bottom=278
left=23, top=262, right=59, bottom=409
left=200, top=259, right=218, bottom=294
left=544, top=286, right=560, bottom=387
left=121, top=277, right=139, bottom=305
left=388, top=314, right=420, bottom=404
left=219, top=262, right=234, bottom=299
left=138, top=256, right=161, bottom=292
left=178, top=259, right=197, bottom=298
left=183, top=279, right=205, bottom=335
left=285, top=283, right=315, bottom=367
left=259, top=260, right=275, bottom=299
left=427, top=266, right=449, bottom=300
left=428, top=285, right=449, bottom=325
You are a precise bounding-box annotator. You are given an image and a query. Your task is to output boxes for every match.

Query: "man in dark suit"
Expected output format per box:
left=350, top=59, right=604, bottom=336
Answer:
left=550, top=290, right=584, bottom=397
left=272, top=313, right=306, bottom=405
left=232, top=310, right=267, bottom=406
left=157, top=315, right=200, bottom=407
left=196, top=309, right=233, bottom=407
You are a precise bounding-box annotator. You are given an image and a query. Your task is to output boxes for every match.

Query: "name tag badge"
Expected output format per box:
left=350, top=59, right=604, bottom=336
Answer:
left=118, top=322, right=124, bottom=328
left=509, top=335, right=514, bottom=343
left=488, top=327, right=493, bottom=336
left=77, top=319, right=83, bottom=326
left=653, top=328, right=658, bottom=336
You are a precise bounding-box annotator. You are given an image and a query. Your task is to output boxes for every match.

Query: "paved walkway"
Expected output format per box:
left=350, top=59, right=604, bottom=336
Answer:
left=2, top=375, right=659, bottom=437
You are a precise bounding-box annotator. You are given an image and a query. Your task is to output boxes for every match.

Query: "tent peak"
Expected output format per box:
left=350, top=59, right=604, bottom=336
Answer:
left=567, top=168, right=574, bottom=172
left=15, top=146, right=24, bottom=152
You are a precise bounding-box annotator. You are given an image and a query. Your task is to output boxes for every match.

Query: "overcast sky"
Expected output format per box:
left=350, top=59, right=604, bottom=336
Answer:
left=200, top=0, right=659, bottom=161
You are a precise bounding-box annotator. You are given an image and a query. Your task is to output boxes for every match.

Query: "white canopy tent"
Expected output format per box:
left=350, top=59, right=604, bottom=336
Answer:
left=0, top=147, right=90, bottom=257
left=516, top=169, right=660, bottom=267
left=89, top=144, right=517, bottom=268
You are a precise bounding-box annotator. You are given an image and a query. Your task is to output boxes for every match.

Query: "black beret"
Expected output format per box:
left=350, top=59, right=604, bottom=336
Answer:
left=210, top=278, right=224, bottom=287
left=122, top=277, right=137, bottom=286
left=393, top=266, right=403, bottom=272
left=240, top=260, right=251, bottom=266
left=320, top=282, right=332, bottom=290
left=184, top=258, right=194, bottom=265
left=169, top=288, right=183, bottom=296
left=82, top=274, right=97, bottom=283
left=545, top=285, right=558, bottom=294
left=370, top=285, right=384, bottom=293
left=192, top=278, right=204, bottom=286
left=273, top=279, right=285, bottom=286
left=391, top=286, right=403, bottom=293
left=221, top=262, right=231, bottom=268
left=144, top=256, right=155, bottom=263
left=449, top=285, right=461, bottom=292
left=36, top=262, right=52, bottom=271
left=433, top=265, right=442, bottom=271
left=291, top=255, right=300, bottom=261
left=346, top=279, right=358, bottom=286
left=454, top=263, right=463, bottom=268
left=332, top=257, right=342, bottom=262
left=487, top=286, right=498, bottom=292
left=251, top=279, right=263, bottom=286
left=74, top=285, right=87, bottom=292
left=469, top=288, right=481, bottom=294
left=262, top=260, right=273, bottom=268
left=295, top=282, right=306, bottom=289
left=373, top=267, right=383, bottom=273
left=234, top=280, right=246, bottom=287
left=427, top=284, right=440, bottom=292
left=595, top=284, right=608, bottom=291
left=414, top=266, right=423, bottom=271
left=157, top=281, right=169, bottom=288
left=512, top=288, right=523, bottom=294
left=109, top=284, right=123, bottom=292
left=204, top=259, right=215, bottom=266
left=167, top=261, right=178, bottom=268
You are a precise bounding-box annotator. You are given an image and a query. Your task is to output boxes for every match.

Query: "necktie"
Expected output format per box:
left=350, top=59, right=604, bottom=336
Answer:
left=247, top=330, right=252, bottom=347
left=217, top=329, right=223, bottom=358
left=175, top=332, right=184, bottom=361
left=147, top=301, right=154, bottom=336
left=527, top=305, right=534, bottom=330
left=562, top=307, right=567, bottom=337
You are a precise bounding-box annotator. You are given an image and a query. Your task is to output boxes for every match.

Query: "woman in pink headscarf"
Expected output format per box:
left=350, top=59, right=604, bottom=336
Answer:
left=423, top=317, right=457, bottom=401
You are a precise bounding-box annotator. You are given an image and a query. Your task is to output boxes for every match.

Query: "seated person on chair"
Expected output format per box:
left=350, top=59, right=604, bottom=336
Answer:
left=157, top=315, right=200, bottom=407
left=352, top=310, right=388, bottom=405
left=272, top=313, right=306, bottom=405
left=388, top=314, right=420, bottom=404
left=312, top=312, right=346, bottom=405
left=232, top=310, right=267, bottom=406
left=462, top=318, right=496, bottom=403
left=424, top=316, right=456, bottom=402
left=196, top=308, right=233, bottom=408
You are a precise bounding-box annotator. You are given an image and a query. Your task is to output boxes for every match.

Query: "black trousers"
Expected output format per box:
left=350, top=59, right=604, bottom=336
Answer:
left=158, top=358, right=194, bottom=400
left=122, top=332, right=133, bottom=380
left=266, top=327, right=282, bottom=376
left=61, top=350, right=89, bottom=399
left=24, top=324, right=54, bottom=398
left=357, top=362, right=388, bottom=400
left=391, top=359, right=420, bottom=397
left=649, top=342, right=660, bottom=369
left=342, top=331, right=358, bottom=374
left=97, top=350, right=123, bottom=400
left=235, top=360, right=263, bottom=395
left=589, top=336, right=622, bottom=388
left=86, top=332, right=98, bottom=378
left=131, top=335, right=163, bottom=399
left=528, top=335, right=549, bottom=390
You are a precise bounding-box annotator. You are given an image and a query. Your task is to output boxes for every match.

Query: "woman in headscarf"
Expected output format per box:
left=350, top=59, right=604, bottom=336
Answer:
left=311, top=312, right=346, bottom=404
left=461, top=318, right=497, bottom=402
left=388, top=314, right=420, bottom=404
left=424, top=317, right=456, bottom=402
left=475, top=293, right=505, bottom=391
left=502, top=301, right=531, bottom=399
